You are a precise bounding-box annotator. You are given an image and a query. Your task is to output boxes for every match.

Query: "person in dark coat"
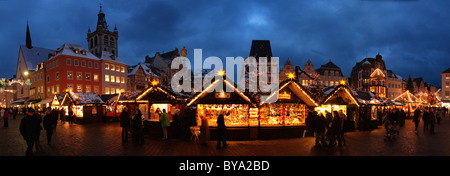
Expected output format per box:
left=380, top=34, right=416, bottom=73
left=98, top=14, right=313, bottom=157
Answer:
left=3, top=108, right=9, bottom=128
left=19, top=108, right=42, bottom=156
left=329, top=111, right=343, bottom=148
left=42, top=109, right=54, bottom=144
left=216, top=110, right=228, bottom=149
left=314, top=112, right=327, bottom=147
left=423, top=108, right=429, bottom=132
left=120, top=107, right=130, bottom=142
left=413, top=108, right=421, bottom=133
left=133, top=109, right=144, bottom=144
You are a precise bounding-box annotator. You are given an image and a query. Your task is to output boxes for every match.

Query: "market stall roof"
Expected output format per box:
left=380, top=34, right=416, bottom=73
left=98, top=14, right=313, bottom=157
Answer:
left=51, top=94, right=64, bottom=106
left=322, top=85, right=360, bottom=107
left=259, top=79, right=319, bottom=107
left=25, top=98, right=41, bottom=104
left=61, top=92, right=104, bottom=106
left=186, top=75, right=257, bottom=107
left=135, top=84, right=188, bottom=103
left=393, top=90, right=419, bottom=103
left=100, top=94, right=119, bottom=105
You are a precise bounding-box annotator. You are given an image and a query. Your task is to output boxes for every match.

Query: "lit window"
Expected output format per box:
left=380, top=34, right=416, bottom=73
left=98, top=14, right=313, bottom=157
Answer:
left=77, top=85, right=82, bottom=92
left=85, top=85, right=91, bottom=93
left=121, top=77, right=125, bottom=83
left=94, top=74, right=99, bottom=81
left=121, top=66, right=125, bottom=73
left=67, top=71, right=73, bottom=80
left=76, top=72, right=83, bottom=80
left=105, top=74, right=109, bottom=82
left=111, top=75, right=115, bottom=82
left=111, top=88, right=115, bottom=94
left=85, top=73, right=91, bottom=81
left=111, top=64, right=115, bottom=71
left=105, top=63, right=109, bottom=70
left=105, top=87, right=110, bottom=94
left=116, top=76, right=120, bottom=83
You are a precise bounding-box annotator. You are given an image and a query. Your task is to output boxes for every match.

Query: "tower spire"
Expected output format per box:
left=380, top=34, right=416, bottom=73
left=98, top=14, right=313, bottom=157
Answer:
left=96, top=3, right=108, bottom=30
left=26, top=22, right=32, bottom=49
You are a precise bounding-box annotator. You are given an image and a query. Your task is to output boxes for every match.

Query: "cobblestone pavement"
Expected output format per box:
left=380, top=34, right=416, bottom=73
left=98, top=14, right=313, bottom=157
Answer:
left=2, top=115, right=450, bottom=156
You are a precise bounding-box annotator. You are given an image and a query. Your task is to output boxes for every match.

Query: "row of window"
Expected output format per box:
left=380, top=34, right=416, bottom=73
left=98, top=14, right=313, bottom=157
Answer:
left=66, top=84, right=100, bottom=94
left=66, top=58, right=99, bottom=68
left=105, top=63, right=125, bottom=73
left=104, top=87, right=125, bottom=95
left=105, top=74, right=126, bottom=84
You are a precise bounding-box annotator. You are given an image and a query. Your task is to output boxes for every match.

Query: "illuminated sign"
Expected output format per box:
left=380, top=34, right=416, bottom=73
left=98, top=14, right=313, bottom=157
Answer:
left=278, top=91, right=291, bottom=100
left=215, top=92, right=230, bottom=99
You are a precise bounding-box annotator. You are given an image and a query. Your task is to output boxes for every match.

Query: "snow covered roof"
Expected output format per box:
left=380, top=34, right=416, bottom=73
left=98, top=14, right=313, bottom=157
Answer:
left=128, top=62, right=159, bottom=77
left=100, top=51, right=126, bottom=65
left=20, top=45, right=54, bottom=70
left=49, top=43, right=99, bottom=61
left=62, top=92, right=105, bottom=105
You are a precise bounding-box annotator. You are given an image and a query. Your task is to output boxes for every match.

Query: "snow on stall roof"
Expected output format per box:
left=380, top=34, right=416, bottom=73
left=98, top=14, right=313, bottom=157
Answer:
left=69, top=92, right=104, bottom=104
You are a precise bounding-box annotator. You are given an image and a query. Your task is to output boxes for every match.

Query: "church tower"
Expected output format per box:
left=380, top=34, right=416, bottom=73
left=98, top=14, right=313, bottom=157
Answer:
left=87, top=4, right=118, bottom=58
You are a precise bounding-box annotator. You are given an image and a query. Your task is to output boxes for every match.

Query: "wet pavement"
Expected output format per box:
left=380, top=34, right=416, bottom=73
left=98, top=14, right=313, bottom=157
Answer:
left=2, top=114, right=450, bottom=156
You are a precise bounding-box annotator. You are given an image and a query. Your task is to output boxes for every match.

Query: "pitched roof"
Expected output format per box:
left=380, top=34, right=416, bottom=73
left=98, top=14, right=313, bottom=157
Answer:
left=315, top=60, right=343, bottom=77
left=20, top=45, right=54, bottom=70
left=50, top=43, right=99, bottom=61
left=442, top=68, right=450, bottom=74
left=100, top=51, right=125, bottom=65
left=128, top=62, right=159, bottom=77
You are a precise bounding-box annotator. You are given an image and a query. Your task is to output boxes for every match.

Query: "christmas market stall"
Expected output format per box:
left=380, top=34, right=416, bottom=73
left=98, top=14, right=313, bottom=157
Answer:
left=258, top=79, right=319, bottom=139
left=100, top=94, right=121, bottom=122
left=317, top=84, right=360, bottom=131
left=130, top=82, right=188, bottom=139
left=186, top=74, right=258, bottom=140
left=353, top=90, right=384, bottom=130
left=60, top=91, right=104, bottom=123
left=50, top=94, right=64, bottom=109
left=394, top=90, right=421, bottom=117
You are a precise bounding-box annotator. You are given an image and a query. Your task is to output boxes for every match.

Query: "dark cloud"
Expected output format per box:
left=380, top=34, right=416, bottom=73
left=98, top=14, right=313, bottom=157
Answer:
left=0, top=0, right=448, bottom=86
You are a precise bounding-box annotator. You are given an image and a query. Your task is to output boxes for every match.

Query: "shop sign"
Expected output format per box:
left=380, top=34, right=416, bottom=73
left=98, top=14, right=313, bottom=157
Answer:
left=278, top=91, right=291, bottom=100
left=215, top=92, right=230, bottom=99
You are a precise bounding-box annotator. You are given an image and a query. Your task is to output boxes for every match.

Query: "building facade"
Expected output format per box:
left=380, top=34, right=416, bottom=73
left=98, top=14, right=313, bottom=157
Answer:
left=45, top=43, right=103, bottom=98
left=386, top=70, right=403, bottom=100
left=350, top=54, right=387, bottom=98
left=127, top=62, right=159, bottom=92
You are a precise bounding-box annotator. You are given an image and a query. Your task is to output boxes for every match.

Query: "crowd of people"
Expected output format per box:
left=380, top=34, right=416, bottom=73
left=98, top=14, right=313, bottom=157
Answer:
left=306, top=109, right=349, bottom=149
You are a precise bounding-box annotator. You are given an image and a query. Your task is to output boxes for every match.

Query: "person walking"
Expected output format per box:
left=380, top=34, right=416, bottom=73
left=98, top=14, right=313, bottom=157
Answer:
left=133, top=109, right=144, bottom=144
left=216, top=110, right=228, bottom=149
left=42, top=109, right=54, bottom=144
left=3, top=108, right=9, bottom=128
left=120, top=107, right=130, bottom=142
left=60, top=108, right=65, bottom=124
left=429, top=109, right=436, bottom=134
left=423, top=108, right=429, bottom=132
left=413, top=108, right=421, bottom=133
left=68, top=107, right=73, bottom=124
left=19, top=108, right=42, bottom=156
left=314, top=111, right=327, bottom=147
left=160, top=109, right=170, bottom=140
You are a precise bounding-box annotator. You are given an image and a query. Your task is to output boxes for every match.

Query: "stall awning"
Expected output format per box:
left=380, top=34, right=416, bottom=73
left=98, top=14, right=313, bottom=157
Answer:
left=37, top=97, right=53, bottom=105
left=10, top=97, right=28, bottom=105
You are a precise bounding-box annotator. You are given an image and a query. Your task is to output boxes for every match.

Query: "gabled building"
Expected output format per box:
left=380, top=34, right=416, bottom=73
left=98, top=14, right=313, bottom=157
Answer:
left=127, top=62, right=159, bottom=92
left=15, top=24, right=54, bottom=100
left=350, top=53, right=387, bottom=98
